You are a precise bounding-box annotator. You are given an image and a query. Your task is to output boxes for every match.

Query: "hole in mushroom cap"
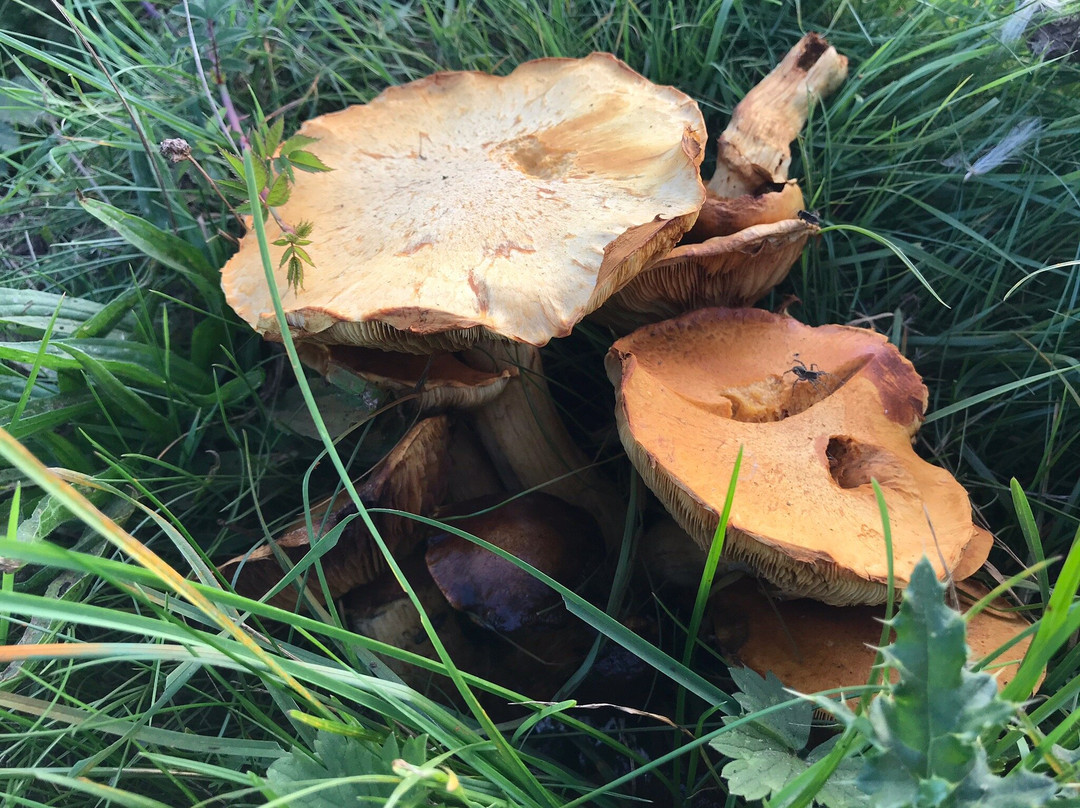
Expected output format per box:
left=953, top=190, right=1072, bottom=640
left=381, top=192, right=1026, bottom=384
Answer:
left=825, top=435, right=915, bottom=492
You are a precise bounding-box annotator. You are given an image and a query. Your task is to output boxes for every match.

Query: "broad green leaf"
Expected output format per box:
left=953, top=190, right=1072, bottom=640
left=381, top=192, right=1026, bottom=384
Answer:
left=0, top=394, right=98, bottom=440
left=710, top=670, right=867, bottom=807
left=78, top=196, right=217, bottom=283
left=265, top=731, right=401, bottom=808
left=264, top=116, right=285, bottom=157
left=0, top=289, right=123, bottom=330
left=818, top=558, right=1063, bottom=808
left=59, top=344, right=172, bottom=434
left=72, top=286, right=143, bottom=339
left=280, top=133, right=318, bottom=155
left=0, top=339, right=213, bottom=394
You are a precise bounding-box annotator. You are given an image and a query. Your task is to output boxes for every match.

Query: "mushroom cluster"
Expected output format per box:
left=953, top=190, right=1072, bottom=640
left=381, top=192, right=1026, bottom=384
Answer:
left=218, top=36, right=1035, bottom=705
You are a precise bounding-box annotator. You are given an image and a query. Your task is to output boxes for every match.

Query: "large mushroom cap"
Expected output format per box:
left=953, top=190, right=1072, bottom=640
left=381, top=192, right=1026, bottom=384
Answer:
left=607, top=308, right=987, bottom=605
left=222, top=53, right=707, bottom=352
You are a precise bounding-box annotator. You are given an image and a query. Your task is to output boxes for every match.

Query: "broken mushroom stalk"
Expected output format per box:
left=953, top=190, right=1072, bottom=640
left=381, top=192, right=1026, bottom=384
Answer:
left=607, top=307, right=992, bottom=606
left=222, top=53, right=713, bottom=550
left=597, top=32, right=850, bottom=330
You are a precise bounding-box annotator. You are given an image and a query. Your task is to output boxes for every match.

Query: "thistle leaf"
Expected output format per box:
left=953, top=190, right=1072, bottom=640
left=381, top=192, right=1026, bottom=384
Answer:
left=816, top=557, right=1063, bottom=808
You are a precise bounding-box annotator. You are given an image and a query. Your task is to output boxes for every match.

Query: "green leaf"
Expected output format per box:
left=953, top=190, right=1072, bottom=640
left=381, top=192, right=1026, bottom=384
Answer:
left=265, top=731, right=401, bottom=808
left=0, top=339, right=213, bottom=395
left=72, top=287, right=143, bottom=339
left=0, top=394, right=98, bottom=440
left=215, top=178, right=250, bottom=196
left=59, top=343, right=172, bottom=434
left=280, top=133, right=318, bottom=155
left=817, top=558, right=1063, bottom=808
left=78, top=197, right=217, bottom=284
left=288, top=150, right=333, bottom=172
left=264, top=116, right=285, bottom=157
left=264, top=172, right=291, bottom=207
left=711, top=670, right=869, bottom=807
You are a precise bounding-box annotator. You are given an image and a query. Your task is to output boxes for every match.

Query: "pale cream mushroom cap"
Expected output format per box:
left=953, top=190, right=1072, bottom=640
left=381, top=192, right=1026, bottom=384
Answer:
left=221, top=53, right=707, bottom=352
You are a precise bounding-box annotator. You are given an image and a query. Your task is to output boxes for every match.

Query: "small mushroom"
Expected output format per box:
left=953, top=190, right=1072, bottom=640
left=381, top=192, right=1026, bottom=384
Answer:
left=425, top=492, right=605, bottom=696
left=219, top=416, right=450, bottom=609
left=598, top=33, right=849, bottom=329
left=606, top=308, right=990, bottom=605
left=343, top=548, right=475, bottom=689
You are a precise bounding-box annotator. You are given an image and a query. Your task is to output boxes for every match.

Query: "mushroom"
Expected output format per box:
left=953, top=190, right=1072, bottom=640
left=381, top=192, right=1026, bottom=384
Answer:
left=342, top=547, right=475, bottom=690
left=643, top=515, right=1036, bottom=698
left=425, top=492, right=605, bottom=697
left=597, top=33, right=849, bottom=329
left=606, top=307, right=991, bottom=605
left=710, top=577, right=1039, bottom=698
left=219, top=415, right=450, bottom=609
left=220, top=53, right=711, bottom=550
left=297, top=343, right=516, bottom=413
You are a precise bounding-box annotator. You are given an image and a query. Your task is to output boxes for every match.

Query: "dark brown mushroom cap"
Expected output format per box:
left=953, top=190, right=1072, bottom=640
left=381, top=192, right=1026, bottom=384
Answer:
left=298, top=343, right=516, bottom=412
left=607, top=307, right=987, bottom=605
left=219, top=416, right=450, bottom=608
left=712, top=578, right=1038, bottom=697
left=425, top=492, right=604, bottom=635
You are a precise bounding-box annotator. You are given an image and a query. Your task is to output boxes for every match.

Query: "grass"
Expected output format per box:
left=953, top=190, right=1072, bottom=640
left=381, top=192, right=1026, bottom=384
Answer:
left=1, top=0, right=1079, bottom=804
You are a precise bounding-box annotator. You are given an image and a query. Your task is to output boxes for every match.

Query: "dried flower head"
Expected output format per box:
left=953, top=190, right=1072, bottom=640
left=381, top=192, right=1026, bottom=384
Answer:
left=159, top=138, right=192, bottom=163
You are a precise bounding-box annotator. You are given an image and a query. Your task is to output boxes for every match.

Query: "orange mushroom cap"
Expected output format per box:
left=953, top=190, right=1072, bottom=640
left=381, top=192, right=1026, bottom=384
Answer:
left=606, top=308, right=989, bottom=605
left=221, top=53, right=707, bottom=353
left=713, top=578, right=1038, bottom=698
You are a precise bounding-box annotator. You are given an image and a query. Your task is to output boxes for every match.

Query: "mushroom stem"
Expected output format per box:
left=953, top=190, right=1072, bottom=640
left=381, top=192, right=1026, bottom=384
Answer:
left=708, top=32, right=848, bottom=197
left=461, top=339, right=625, bottom=553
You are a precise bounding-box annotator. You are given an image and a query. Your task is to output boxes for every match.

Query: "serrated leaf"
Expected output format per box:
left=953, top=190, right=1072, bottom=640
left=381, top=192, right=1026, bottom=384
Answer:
left=265, top=731, right=401, bottom=808
left=215, top=178, right=249, bottom=196
left=288, top=150, right=333, bottom=172
left=264, top=116, right=285, bottom=157
left=221, top=150, right=247, bottom=180
left=280, top=133, right=318, bottom=155
left=845, top=558, right=1062, bottom=808
left=264, top=172, right=290, bottom=207
left=723, top=749, right=808, bottom=801
left=290, top=244, right=313, bottom=265
left=729, top=667, right=813, bottom=751
left=712, top=670, right=867, bottom=807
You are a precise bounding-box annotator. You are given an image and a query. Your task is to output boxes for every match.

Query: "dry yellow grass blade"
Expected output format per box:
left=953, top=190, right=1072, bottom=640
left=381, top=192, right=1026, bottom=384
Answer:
left=0, top=425, right=332, bottom=718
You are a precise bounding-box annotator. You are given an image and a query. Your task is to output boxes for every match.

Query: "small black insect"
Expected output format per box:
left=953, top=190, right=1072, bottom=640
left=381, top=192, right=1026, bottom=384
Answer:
left=785, top=353, right=830, bottom=386
left=797, top=209, right=822, bottom=226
